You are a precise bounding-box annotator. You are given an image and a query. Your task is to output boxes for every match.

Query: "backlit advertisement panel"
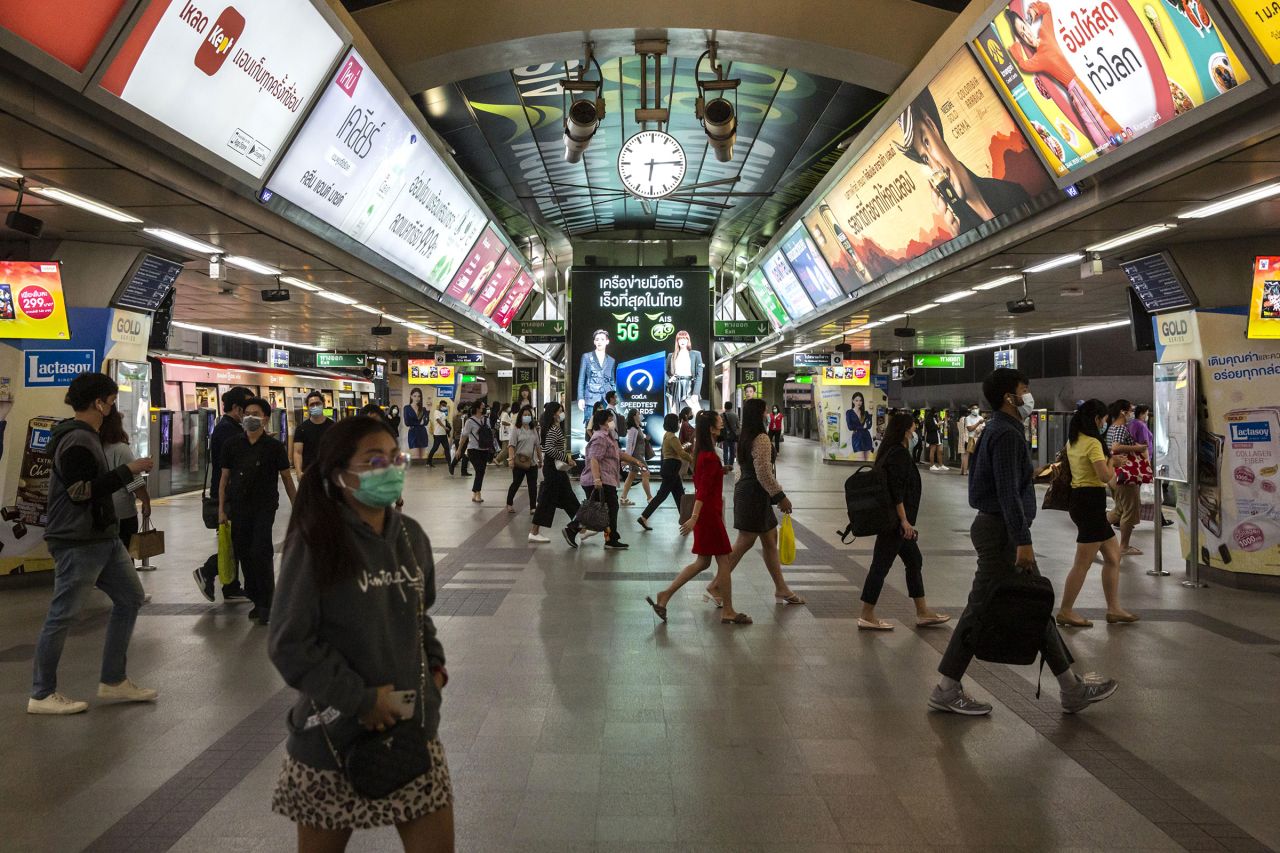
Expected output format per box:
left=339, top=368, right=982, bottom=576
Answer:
left=407, top=359, right=455, bottom=385
left=492, top=269, right=535, bottom=329
left=781, top=227, right=843, bottom=306
left=267, top=49, right=488, bottom=290
left=1228, top=0, right=1280, bottom=65
left=99, top=0, right=342, bottom=179
left=821, top=360, right=872, bottom=386
left=761, top=251, right=815, bottom=320
left=471, top=253, right=520, bottom=316
left=445, top=225, right=505, bottom=303
left=0, top=0, right=129, bottom=71
left=803, top=49, right=1054, bottom=296
left=974, top=0, right=1249, bottom=177
left=1248, top=256, right=1280, bottom=339
left=0, top=262, right=72, bottom=340
left=569, top=269, right=710, bottom=451
left=746, top=270, right=788, bottom=329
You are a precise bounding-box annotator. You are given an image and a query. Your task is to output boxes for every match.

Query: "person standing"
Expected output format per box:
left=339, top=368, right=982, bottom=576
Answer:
left=385, top=405, right=401, bottom=442
left=646, top=411, right=749, bottom=625
left=427, top=399, right=452, bottom=470
left=1105, top=400, right=1146, bottom=556
left=912, top=412, right=926, bottom=464
left=721, top=401, right=740, bottom=467
left=619, top=408, right=653, bottom=507
left=959, top=404, right=983, bottom=476
left=292, top=391, right=334, bottom=477
left=28, top=372, right=156, bottom=715
left=268, top=416, right=453, bottom=851
left=929, top=369, right=1118, bottom=716
left=496, top=402, right=513, bottom=463
left=925, top=409, right=946, bottom=471
left=638, top=413, right=691, bottom=533
left=579, top=408, right=630, bottom=550
left=577, top=329, right=616, bottom=436
left=449, top=405, right=470, bottom=479
left=403, top=388, right=429, bottom=463
left=528, top=403, right=583, bottom=545
left=767, top=406, right=785, bottom=456
left=193, top=386, right=253, bottom=603
left=858, top=413, right=949, bottom=631
left=100, top=408, right=151, bottom=563
left=1057, top=400, right=1139, bottom=628
left=506, top=405, right=541, bottom=515
left=456, top=401, right=494, bottom=502
left=219, top=397, right=297, bottom=626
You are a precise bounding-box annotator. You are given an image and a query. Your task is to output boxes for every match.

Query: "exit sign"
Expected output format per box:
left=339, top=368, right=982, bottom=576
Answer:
left=511, top=320, right=565, bottom=342
left=912, top=354, right=965, bottom=369
left=316, top=353, right=367, bottom=368
left=715, top=320, right=769, bottom=340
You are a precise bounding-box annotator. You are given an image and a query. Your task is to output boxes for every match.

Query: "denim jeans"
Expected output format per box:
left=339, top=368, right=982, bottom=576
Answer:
left=32, top=539, right=144, bottom=699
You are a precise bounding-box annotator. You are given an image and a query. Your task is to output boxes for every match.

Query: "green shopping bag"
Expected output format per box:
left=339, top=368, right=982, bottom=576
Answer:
left=217, top=521, right=236, bottom=586
left=779, top=514, right=796, bottom=565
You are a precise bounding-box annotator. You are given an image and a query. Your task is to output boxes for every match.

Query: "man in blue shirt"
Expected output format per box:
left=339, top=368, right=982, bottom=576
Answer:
left=930, top=369, right=1118, bottom=716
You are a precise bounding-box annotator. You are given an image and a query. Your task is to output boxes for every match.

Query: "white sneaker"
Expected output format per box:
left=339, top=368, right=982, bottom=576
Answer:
left=937, top=465, right=950, bottom=471
left=27, top=693, right=88, bottom=715
left=929, top=465, right=941, bottom=472
left=528, top=533, right=550, bottom=543
left=97, top=679, right=158, bottom=703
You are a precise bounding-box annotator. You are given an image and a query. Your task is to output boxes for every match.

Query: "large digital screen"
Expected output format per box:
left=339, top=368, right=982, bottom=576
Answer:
left=781, top=227, right=843, bottom=306
left=492, top=269, right=535, bottom=329
left=568, top=268, right=710, bottom=451
left=1248, top=256, right=1280, bottom=339
left=0, top=0, right=129, bottom=71
left=99, top=0, right=341, bottom=179
left=445, top=226, right=505, bottom=304
left=267, top=50, right=488, bottom=290
left=974, top=0, right=1249, bottom=177
left=0, top=261, right=71, bottom=340
left=761, top=250, right=815, bottom=320
left=821, top=360, right=872, bottom=386
left=745, top=270, right=788, bottom=329
left=407, top=359, right=455, bottom=384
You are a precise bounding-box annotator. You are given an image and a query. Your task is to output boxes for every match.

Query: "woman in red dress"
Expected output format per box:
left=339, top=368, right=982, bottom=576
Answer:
left=645, top=411, right=751, bottom=625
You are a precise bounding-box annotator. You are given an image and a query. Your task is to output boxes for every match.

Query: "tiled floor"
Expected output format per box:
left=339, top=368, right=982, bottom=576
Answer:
left=2, top=439, right=1279, bottom=852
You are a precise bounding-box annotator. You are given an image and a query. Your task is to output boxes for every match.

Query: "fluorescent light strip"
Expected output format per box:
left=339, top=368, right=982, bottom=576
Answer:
left=1023, top=253, right=1083, bottom=274
left=956, top=319, right=1130, bottom=353
left=937, top=290, right=975, bottom=303
left=381, top=313, right=406, bottom=324
left=30, top=186, right=141, bottom=223
left=761, top=331, right=845, bottom=364
left=279, top=275, right=321, bottom=292
left=907, top=303, right=938, bottom=314
left=172, top=321, right=326, bottom=352
left=224, top=255, right=282, bottom=276
left=142, top=227, right=221, bottom=255
left=880, top=313, right=907, bottom=323
left=1178, top=182, right=1280, bottom=220
left=317, top=290, right=358, bottom=305
left=0, top=164, right=23, bottom=180
left=352, top=303, right=381, bottom=315
left=974, top=275, right=1022, bottom=291
left=1084, top=223, right=1176, bottom=253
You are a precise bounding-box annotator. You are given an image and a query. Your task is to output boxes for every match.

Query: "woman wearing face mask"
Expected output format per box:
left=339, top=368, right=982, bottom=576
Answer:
left=767, top=405, right=785, bottom=457
left=528, top=403, right=584, bottom=545
left=1105, top=400, right=1147, bottom=556
left=618, top=408, right=653, bottom=506
left=386, top=405, right=401, bottom=442
left=403, top=389, right=429, bottom=463
left=269, top=416, right=453, bottom=852
left=959, top=405, right=983, bottom=476
left=580, top=408, right=632, bottom=550
left=1056, top=399, right=1138, bottom=628
left=99, top=408, right=151, bottom=567
left=638, top=413, right=691, bottom=533
left=506, top=405, right=541, bottom=515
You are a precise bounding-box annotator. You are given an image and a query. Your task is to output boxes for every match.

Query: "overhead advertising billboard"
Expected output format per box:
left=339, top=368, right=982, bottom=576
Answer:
left=99, top=0, right=342, bottom=179
left=1248, top=256, right=1280, bottom=339
left=445, top=226, right=505, bottom=304
left=407, top=359, right=455, bottom=384
left=492, top=269, right=535, bottom=329
left=569, top=268, right=710, bottom=451
left=820, top=360, right=872, bottom=385
left=1228, top=0, right=1280, bottom=66
left=267, top=49, right=488, bottom=290
left=0, top=0, right=130, bottom=71
left=803, top=49, right=1054, bottom=296
left=0, top=262, right=72, bottom=340
left=470, top=253, right=520, bottom=316
left=974, top=0, right=1249, bottom=177
left=761, top=250, right=815, bottom=320
left=746, top=270, right=788, bottom=329
left=781, top=227, right=843, bottom=307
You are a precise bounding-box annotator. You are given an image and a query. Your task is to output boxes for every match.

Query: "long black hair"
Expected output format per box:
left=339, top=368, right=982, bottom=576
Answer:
left=539, top=401, right=562, bottom=445
left=876, top=412, right=916, bottom=467
left=286, top=415, right=397, bottom=588
left=739, top=397, right=767, bottom=457
left=693, top=410, right=718, bottom=458
left=1069, top=399, right=1108, bottom=446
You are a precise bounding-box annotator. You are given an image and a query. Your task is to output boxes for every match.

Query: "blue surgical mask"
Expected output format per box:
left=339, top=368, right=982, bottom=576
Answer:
left=522, top=415, right=532, bottom=425
left=344, top=467, right=406, bottom=508
left=308, top=405, right=323, bottom=418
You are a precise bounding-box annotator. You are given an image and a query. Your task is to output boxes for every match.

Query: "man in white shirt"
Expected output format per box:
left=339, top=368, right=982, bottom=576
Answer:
left=429, top=400, right=453, bottom=471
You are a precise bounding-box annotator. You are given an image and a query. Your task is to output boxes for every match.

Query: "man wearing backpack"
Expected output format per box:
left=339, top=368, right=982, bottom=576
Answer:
left=930, top=368, right=1118, bottom=716
left=457, top=400, right=494, bottom=502
left=720, top=401, right=739, bottom=468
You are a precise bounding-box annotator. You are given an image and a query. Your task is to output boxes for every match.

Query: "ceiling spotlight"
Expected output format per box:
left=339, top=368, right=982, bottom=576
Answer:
left=561, top=44, right=605, bottom=164
left=694, top=42, right=740, bottom=163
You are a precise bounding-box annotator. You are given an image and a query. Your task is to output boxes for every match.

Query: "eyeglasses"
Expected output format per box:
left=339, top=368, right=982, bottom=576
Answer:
left=353, top=452, right=410, bottom=472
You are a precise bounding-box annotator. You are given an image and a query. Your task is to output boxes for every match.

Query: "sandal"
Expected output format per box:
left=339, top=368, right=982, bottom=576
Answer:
left=619, top=497, right=635, bottom=506
left=702, top=589, right=724, bottom=608
left=645, top=596, right=668, bottom=622
left=857, top=618, right=894, bottom=631
left=775, top=593, right=806, bottom=606
left=915, top=613, right=951, bottom=627
left=1122, top=546, right=1144, bottom=556
left=721, top=612, right=753, bottom=625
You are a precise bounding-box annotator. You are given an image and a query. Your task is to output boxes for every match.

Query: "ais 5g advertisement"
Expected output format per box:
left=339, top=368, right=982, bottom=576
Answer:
left=570, top=269, right=710, bottom=451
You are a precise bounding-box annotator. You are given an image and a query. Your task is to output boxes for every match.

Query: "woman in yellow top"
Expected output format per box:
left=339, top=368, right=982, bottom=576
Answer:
left=638, top=413, right=693, bottom=532
left=1057, top=400, right=1139, bottom=628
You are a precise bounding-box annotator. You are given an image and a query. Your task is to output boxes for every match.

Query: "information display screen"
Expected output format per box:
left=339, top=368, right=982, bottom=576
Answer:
left=781, top=227, right=843, bottom=306
left=821, top=360, right=871, bottom=385
left=761, top=251, right=814, bottom=320
left=407, top=359, right=455, bottom=384
left=1247, top=256, right=1280, bottom=339
left=267, top=49, right=488, bottom=290
left=569, top=269, right=710, bottom=449
left=746, top=270, right=788, bottom=329
left=974, top=0, right=1249, bottom=177
left=0, top=261, right=72, bottom=339
left=99, top=0, right=341, bottom=179
left=1121, top=252, right=1197, bottom=314
left=112, top=252, right=182, bottom=314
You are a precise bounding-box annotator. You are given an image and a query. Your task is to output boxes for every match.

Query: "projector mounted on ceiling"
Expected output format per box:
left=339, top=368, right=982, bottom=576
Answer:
left=1006, top=274, right=1035, bottom=314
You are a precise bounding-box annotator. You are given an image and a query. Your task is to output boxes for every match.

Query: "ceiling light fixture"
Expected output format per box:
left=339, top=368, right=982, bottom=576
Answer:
left=278, top=275, right=321, bottom=292
left=352, top=303, right=381, bottom=314
left=142, top=227, right=221, bottom=255
left=0, top=164, right=23, bottom=180
left=973, top=274, right=1022, bottom=291
left=1084, top=223, right=1177, bottom=254
left=224, top=255, right=282, bottom=276
left=29, top=186, right=142, bottom=223
left=172, top=321, right=326, bottom=351
left=936, top=289, right=975, bottom=303
left=1178, top=182, right=1280, bottom=220
left=956, top=319, right=1129, bottom=352
left=316, top=290, right=358, bottom=305
left=879, top=313, right=907, bottom=323
left=1023, top=253, right=1084, bottom=274
left=906, top=303, right=938, bottom=314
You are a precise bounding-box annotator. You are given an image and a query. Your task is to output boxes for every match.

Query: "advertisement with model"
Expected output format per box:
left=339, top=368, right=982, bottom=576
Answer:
left=569, top=269, right=710, bottom=452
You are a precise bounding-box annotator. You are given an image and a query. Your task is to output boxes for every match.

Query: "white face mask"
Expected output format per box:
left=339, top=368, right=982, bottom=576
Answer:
left=557, top=411, right=566, bottom=422
left=1011, top=391, right=1035, bottom=419
left=522, top=415, right=532, bottom=425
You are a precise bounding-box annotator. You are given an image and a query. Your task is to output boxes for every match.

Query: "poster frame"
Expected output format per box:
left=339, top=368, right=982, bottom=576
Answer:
left=0, top=0, right=142, bottom=88
left=1215, top=0, right=1280, bottom=83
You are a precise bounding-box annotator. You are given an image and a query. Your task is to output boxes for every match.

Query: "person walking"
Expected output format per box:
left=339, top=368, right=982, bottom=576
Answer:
left=929, top=369, right=1118, bottom=716
left=386, top=405, right=401, bottom=443
left=1056, top=399, right=1139, bottom=628
left=1105, top=400, right=1147, bottom=556
left=619, top=409, right=653, bottom=507
left=767, top=405, right=785, bottom=456
left=707, top=398, right=806, bottom=607
left=912, top=412, right=926, bottom=464
left=580, top=408, right=631, bottom=549
left=427, top=399, right=452, bottom=470
left=858, top=413, right=950, bottom=631
left=496, top=402, right=513, bottom=463
left=646, top=411, right=750, bottom=625
left=925, top=409, right=947, bottom=471
left=506, top=404, right=541, bottom=515
left=100, top=408, right=151, bottom=564
left=268, top=416, right=453, bottom=852
left=959, top=404, right=983, bottom=476
left=448, top=405, right=470, bottom=479
left=528, top=403, right=583, bottom=545
left=638, top=413, right=691, bottom=533
left=292, top=391, right=333, bottom=476
left=28, top=372, right=156, bottom=715
left=403, top=388, right=429, bottom=464
left=456, top=401, right=494, bottom=502
left=721, top=401, right=740, bottom=467
left=219, top=397, right=297, bottom=625
left=193, top=386, right=253, bottom=603
left=677, top=406, right=696, bottom=477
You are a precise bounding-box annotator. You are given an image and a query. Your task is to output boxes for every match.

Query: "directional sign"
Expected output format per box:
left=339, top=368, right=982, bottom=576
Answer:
left=316, top=353, right=367, bottom=369
left=793, top=352, right=834, bottom=368
left=912, top=354, right=965, bottom=369
left=511, top=319, right=565, bottom=338
left=715, top=319, right=769, bottom=341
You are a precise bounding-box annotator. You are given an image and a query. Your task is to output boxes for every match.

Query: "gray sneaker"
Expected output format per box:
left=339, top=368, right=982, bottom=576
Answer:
left=1061, top=676, right=1119, bottom=714
left=928, top=684, right=993, bottom=716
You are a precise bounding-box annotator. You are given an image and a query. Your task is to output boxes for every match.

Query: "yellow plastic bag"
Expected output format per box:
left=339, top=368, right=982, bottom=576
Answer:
left=779, top=514, right=796, bottom=565
left=217, top=521, right=236, bottom=586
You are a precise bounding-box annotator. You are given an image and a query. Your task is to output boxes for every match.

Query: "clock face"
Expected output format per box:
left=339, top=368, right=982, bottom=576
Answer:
left=617, top=131, right=687, bottom=199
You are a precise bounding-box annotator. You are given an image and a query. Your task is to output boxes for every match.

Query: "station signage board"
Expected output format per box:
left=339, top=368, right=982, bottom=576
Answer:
left=1121, top=253, right=1197, bottom=314
left=0, top=261, right=71, bottom=340
left=912, top=353, right=965, bottom=369
left=511, top=319, right=565, bottom=343
left=994, top=348, right=1018, bottom=370
left=793, top=352, right=835, bottom=368
left=267, top=49, right=488, bottom=291
left=443, top=352, right=484, bottom=366
left=715, top=319, right=770, bottom=341
left=316, top=353, right=366, bottom=368
left=267, top=347, right=290, bottom=368
left=99, top=0, right=342, bottom=179
left=112, top=253, right=181, bottom=314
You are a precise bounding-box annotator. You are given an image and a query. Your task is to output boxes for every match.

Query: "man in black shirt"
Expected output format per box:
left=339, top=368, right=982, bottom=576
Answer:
left=219, top=397, right=296, bottom=625
left=291, top=390, right=332, bottom=475
left=193, top=386, right=252, bottom=603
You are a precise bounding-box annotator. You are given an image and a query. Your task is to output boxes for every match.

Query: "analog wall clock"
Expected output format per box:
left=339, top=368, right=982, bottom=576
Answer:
left=617, top=130, right=687, bottom=199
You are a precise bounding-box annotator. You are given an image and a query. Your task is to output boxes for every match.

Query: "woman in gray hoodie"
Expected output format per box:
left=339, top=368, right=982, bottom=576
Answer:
left=268, top=416, right=452, bottom=851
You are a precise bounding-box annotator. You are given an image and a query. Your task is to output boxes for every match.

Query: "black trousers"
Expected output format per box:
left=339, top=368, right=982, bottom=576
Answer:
left=937, top=513, right=1074, bottom=681
left=118, top=516, right=138, bottom=554
left=450, top=445, right=470, bottom=476
left=641, top=460, right=685, bottom=519
left=860, top=528, right=925, bottom=605
left=507, top=465, right=538, bottom=508
left=229, top=507, right=277, bottom=612
left=722, top=439, right=736, bottom=466
left=583, top=483, right=621, bottom=541
left=769, top=430, right=782, bottom=454
left=427, top=435, right=452, bottom=466
left=468, top=450, right=489, bottom=492
left=532, top=463, right=580, bottom=530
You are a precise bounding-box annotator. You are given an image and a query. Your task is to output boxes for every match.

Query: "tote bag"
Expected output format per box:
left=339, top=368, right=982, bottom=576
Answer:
left=779, top=515, right=796, bottom=565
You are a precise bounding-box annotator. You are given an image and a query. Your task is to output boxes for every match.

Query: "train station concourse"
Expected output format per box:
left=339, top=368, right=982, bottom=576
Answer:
left=2, top=0, right=1280, bottom=850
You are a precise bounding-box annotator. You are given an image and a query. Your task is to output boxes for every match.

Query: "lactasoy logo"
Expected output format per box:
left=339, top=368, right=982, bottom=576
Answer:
left=1230, top=421, right=1272, bottom=444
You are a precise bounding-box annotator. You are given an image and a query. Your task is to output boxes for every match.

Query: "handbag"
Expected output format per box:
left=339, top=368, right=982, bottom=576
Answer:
left=575, top=488, right=610, bottom=532
left=216, top=521, right=236, bottom=586
left=1114, top=453, right=1153, bottom=486
left=1040, top=448, right=1071, bottom=512
left=200, top=452, right=219, bottom=530
left=643, top=436, right=655, bottom=461
left=129, top=516, right=165, bottom=560
left=514, top=453, right=533, bottom=470
left=779, top=515, right=796, bottom=565
left=678, top=493, right=696, bottom=525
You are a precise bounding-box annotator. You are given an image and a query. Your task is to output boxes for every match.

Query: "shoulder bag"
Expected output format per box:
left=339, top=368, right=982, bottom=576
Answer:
left=200, top=446, right=219, bottom=530
left=575, top=488, right=611, bottom=532
left=1040, top=448, right=1072, bottom=512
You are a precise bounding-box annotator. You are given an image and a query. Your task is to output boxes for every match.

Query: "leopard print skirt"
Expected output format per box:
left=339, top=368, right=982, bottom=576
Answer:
left=271, top=738, right=451, bottom=830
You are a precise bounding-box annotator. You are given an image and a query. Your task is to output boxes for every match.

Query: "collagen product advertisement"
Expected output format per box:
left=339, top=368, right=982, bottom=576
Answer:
left=801, top=49, right=1053, bottom=295
left=975, top=0, right=1250, bottom=177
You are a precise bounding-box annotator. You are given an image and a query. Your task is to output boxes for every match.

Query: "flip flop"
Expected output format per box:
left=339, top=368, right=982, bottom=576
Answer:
left=721, top=612, right=753, bottom=625
left=645, top=596, right=668, bottom=622
left=915, top=614, right=951, bottom=627
left=775, top=593, right=806, bottom=606
left=857, top=618, right=894, bottom=631
left=703, top=589, right=724, bottom=608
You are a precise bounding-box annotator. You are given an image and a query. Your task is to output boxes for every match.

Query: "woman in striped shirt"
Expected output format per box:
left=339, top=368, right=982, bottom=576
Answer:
left=527, top=402, right=583, bottom=545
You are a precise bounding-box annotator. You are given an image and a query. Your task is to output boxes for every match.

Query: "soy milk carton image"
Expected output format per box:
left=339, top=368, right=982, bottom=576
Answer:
left=1225, top=408, right=1280, bottom=552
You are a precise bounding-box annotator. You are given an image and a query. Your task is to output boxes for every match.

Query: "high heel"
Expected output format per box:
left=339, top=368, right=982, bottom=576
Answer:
left=702, top=590, right=723, bottom=608
left=775, top=593, right=806, bottom=606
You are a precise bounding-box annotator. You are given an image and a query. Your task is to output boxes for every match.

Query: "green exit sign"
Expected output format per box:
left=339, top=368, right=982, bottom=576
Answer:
left=912, top=354, right=965, bottom=369
left=715, top=320, right=769, bottom=340
left=316, top=353, right=367, bottom=368
left=511, top=320, right=565, bottom=339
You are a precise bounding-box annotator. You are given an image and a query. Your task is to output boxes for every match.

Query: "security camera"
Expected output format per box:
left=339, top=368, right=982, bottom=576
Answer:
left=261, top=287, right=290, bottom=303
left=563, top=98, right=602, bottom=164
left=5, top=180, right=43, bottom=237
left=893, top=325, right=916, bottom=338
left=700, top=97, right=736, bottom=162
left=371, top=324, right=393, bottom=336
left=1006, top=298, right=1036, bottom=314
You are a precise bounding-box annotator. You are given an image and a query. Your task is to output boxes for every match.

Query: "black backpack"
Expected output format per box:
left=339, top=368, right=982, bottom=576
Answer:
left=837, top=464, right=897, bottom=541
left=967, top=570, right=1055, bottom=667
left=474, top=417, right=496, bottom=452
